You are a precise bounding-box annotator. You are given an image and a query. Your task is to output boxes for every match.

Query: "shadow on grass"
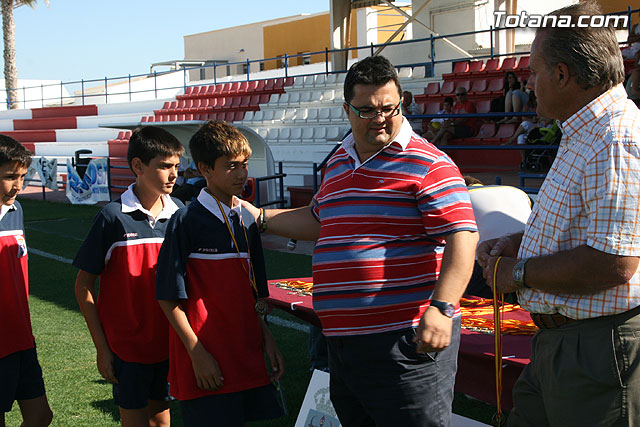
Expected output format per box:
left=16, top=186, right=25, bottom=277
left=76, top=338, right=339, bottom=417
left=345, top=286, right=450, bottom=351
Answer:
left=90, top=399, right=120, bottom=423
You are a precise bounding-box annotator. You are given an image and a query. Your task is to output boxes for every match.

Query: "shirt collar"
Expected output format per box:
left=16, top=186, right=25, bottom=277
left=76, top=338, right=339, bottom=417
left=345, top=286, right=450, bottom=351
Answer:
left=341, top=117, right=414, bottom=166
left=120, top=184, right=180, bottom=221
left=0, top=203, right=16, bottom=222
left=196, top=187, right=242, bottom=223
left=560, top=84, right=628, bottom=142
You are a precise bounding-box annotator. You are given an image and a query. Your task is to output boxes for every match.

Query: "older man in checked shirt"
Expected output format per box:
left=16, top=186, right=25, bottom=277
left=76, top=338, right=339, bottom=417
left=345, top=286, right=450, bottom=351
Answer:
left=477, top=2, right=640, bottom=426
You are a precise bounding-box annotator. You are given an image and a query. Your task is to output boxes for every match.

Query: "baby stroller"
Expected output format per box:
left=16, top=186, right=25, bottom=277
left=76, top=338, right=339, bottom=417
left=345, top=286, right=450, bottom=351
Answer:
left=522, top=121, right=562, bottom=172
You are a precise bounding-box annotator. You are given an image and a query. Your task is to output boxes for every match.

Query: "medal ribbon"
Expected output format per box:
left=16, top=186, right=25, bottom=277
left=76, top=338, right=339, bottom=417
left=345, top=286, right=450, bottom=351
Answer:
left=212, top=195, right=259, bottom=297
left=493, top=256, right=505, bottom=425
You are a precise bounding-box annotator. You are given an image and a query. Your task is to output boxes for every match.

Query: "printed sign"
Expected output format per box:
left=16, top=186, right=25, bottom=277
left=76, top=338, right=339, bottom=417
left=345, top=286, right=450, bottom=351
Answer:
left=66, top=158, right=110, bottom=204
left=35, top=157, right=58, bottom=190
left=295, top=370, right=341, bottom=427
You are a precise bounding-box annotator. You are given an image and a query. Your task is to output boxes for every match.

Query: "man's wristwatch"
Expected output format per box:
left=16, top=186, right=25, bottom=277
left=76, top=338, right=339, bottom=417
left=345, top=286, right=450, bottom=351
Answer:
left=512, top=258, right=530, bottom=290
left=430, top=300, right=455, bottom=318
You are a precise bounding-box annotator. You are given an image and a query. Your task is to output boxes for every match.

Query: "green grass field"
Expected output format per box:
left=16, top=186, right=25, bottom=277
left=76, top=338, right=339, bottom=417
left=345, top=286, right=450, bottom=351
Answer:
left=5, top=198, right=497, bottom=426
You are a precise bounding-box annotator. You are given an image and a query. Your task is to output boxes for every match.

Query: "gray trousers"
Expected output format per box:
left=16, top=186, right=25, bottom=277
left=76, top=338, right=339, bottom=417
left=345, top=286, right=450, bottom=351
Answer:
left=509, top=307, right=640, bottom=426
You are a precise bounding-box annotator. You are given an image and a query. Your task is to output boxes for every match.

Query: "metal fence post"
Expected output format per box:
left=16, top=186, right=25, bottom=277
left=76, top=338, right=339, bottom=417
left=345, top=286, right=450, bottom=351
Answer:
left=81, top=79, right=85, bottom=105
left=284, top=54, right=288, bottom=77
left=183, top=67, right=187, bottom=93
left=60, top=82, right=63, bottom=106
left=325, top=47, right=329, bottom=74
left=430, top=34, right=435, bottom=70
left=22, top=86, right=25, bottom=109
left=370, top=43, right=374, bottom=56
left=490, top=26, right=494, bottom=58
left=154, top=71, right=157, bottom=99
left=104, top=77, right=108, bottom=103
left=246, top=58, right=250, bottom=81
left=128, top=74, right=132, bottom=102
left=213, top=62, right=217, bottom=84
left=40, top=84, right=44, bottom=108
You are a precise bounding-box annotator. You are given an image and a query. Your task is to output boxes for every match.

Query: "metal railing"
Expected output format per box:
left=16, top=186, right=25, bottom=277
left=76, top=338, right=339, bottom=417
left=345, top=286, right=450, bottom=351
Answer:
left=8, top=6, right=638, bottom=110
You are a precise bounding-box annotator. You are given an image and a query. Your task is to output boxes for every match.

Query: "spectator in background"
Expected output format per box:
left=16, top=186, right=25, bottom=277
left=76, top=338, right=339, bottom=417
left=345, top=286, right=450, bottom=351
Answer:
left=497, top=71, right=529, bottom=124
left=423, top=96, right=453, bottom=141
left=431, top=87, right=476, bottom=146
left=401, top=90, right=422, bottom=133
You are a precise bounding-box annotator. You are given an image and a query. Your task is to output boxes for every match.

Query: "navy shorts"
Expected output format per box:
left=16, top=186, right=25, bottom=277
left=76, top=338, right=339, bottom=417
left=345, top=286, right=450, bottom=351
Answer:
left=112, top=354, right=170, bottom=410
left=0, top=346, right=46, bottom=413
left=179, top=384, right=284, bottom=427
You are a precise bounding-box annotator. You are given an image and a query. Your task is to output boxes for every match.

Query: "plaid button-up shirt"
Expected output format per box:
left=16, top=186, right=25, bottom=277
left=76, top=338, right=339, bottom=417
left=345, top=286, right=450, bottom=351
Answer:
left=518, top=84, right=640, bottom=319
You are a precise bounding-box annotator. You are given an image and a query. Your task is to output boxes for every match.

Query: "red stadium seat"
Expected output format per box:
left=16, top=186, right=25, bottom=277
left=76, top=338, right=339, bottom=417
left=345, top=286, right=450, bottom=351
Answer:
left=477, top=78, right=504, bottom=97
left=468, top=60, right=484, bottom=73
left=483, top=123, right=517, bottom=143
left=475, top=99, right=491, bottom=114
left=440, top=81, right=455, bottom=96
left=443, top=61, right=469, bottom=80
left=469, top=79, right=488, bottom=95
left=474, top=58, right=499, bottom=75
left=455, top=80, right=471, bottom=92
left=424, top=102, right=441, bottom=115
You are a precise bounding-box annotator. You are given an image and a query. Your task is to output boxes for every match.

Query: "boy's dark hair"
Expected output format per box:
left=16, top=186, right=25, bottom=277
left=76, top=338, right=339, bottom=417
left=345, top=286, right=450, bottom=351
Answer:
left=443, top=96, right=454, bottom=105
left=0, top=134, right=32, bottom=168
left=189, top=121, right=251, bottom=170
left=343, top=55, right=402, bottom=103
left=127, top=126, right=184, bottom=173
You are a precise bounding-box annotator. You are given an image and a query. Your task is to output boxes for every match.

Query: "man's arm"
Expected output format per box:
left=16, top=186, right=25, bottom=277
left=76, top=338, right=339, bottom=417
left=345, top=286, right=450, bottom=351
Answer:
left=157, top=299, right=224, bottom=391
left=241, top=201, right=321, bottom=241
left=74, top=270, right=118, bottom=384
left=482, top=244, right=639, bottom=295
left=415, top=230, right=478, bottom=352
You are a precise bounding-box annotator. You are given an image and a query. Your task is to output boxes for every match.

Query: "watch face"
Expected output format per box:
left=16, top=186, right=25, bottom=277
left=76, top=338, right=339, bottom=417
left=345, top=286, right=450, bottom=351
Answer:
left=255, top=299, right=270, bottom=315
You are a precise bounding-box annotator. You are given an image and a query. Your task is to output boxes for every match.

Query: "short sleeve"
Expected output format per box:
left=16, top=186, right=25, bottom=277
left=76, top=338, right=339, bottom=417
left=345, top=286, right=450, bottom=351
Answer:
left=584, top=138, right=640, bottom=255
left=156, top=211, right=190, bottom=300
left=416, top=156, right=477, bottom=237
left=73, top=211, right=111, bottom=275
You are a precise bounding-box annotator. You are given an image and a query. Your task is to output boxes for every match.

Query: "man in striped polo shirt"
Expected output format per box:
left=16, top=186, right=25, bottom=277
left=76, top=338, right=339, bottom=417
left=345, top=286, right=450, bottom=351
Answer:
left=478, top=2, right=640, bottom=425
left=249, top=56, right=478, bottom=426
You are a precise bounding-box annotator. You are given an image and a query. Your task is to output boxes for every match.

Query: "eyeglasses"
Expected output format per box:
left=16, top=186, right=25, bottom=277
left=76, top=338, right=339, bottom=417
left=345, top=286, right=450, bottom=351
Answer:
left=346, top=101, right=402, bottom=119
left=456, top=92, right=467, bottom=97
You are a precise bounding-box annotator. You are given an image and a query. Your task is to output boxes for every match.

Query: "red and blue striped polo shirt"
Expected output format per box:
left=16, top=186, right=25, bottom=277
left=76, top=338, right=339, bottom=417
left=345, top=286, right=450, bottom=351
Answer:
left=311, top=119, right=477, bottom=336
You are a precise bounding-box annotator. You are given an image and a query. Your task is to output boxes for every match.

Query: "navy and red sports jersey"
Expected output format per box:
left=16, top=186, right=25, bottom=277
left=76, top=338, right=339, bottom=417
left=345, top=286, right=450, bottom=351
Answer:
left=157, top=191, right=269, bottom=401
left=0, top=201, right=35, bottom=359
left=73, top=188, right=183, bottom=364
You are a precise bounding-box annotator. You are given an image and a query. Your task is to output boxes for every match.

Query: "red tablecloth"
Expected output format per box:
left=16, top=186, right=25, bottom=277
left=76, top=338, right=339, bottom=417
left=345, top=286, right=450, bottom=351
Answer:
left=265, top=279, right=532, bottom=410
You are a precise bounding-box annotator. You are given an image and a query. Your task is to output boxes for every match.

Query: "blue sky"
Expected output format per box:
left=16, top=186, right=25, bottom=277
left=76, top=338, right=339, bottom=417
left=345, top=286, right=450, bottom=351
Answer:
left=13, top=0, right=328, bottom=83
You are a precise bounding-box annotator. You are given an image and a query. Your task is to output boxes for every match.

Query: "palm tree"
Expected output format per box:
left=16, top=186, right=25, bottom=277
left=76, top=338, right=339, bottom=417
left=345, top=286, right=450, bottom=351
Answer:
left=2, top=0, right=48, bottom=109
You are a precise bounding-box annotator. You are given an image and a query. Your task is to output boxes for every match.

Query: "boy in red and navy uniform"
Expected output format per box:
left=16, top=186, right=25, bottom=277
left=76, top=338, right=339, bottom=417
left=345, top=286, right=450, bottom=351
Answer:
left=74, top=126, right=183, bottom=426
left=0, top=135, right=53, bottom=427
left=156, top=121, right=284, bottom=427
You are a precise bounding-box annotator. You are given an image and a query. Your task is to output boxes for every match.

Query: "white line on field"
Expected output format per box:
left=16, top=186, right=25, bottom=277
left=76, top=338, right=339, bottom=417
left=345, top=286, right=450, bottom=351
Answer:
left=29, top=248, right=73, bottom=264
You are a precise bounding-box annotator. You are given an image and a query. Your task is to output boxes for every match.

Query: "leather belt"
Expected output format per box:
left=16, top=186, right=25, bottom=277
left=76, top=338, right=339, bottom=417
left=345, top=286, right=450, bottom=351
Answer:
left=530, top=313, right=577, bottom=329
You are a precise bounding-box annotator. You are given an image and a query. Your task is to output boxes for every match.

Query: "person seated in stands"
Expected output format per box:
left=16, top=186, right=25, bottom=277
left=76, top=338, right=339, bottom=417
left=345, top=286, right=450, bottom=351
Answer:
left=422, top=96, right=453, bottom=140
left=497, top=71, right=529, bottom=124
left=431, top=88, right=476, bottom=146
left=170, top=159, right=206, bottom=203
left=401, top=90, right=422, bottom=133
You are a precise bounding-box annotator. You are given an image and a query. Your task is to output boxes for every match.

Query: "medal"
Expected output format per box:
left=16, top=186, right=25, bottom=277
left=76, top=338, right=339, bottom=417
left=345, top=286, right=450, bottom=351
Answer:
left=255, top=299, right=270, bottom=316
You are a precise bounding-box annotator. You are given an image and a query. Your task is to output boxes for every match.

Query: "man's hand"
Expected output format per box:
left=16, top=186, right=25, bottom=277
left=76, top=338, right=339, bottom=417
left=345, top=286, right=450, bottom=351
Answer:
left=482, top=256, right=520, bottom=294
left=96, top=346, right=118, bottom=384
left=476, top=233, right=521, bottom=270
left=240, top=199, right=260, bottom=221
left=190, top=344, right=224, bottom=391
left=413, top=306, right=453, bottom=353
